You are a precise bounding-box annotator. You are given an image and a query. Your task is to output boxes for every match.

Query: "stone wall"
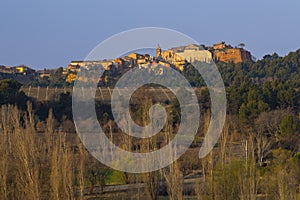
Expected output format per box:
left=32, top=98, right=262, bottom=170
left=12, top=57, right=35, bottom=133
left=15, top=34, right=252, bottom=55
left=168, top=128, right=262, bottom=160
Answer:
left=214, top=48, right=252, bottom=63
left=177, top=50, right=213, bottom=63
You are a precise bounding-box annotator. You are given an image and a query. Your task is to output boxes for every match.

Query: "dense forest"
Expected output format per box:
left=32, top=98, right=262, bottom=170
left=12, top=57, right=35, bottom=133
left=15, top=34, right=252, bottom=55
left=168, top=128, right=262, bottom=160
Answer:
left=0, top=49, right=300, bottom=199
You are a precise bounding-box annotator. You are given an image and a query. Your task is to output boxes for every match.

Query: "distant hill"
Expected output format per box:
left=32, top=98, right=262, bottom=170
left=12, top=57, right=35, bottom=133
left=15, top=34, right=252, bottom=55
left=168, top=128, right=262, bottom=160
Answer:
left=217, top=48, right=300, bottom=86
left=1, top=48, right=300, bottom=88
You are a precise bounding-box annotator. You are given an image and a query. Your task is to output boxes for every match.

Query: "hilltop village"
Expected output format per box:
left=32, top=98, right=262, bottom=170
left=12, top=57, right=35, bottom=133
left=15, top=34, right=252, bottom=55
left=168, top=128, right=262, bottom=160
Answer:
left=0, top=42, right=252, bottom=85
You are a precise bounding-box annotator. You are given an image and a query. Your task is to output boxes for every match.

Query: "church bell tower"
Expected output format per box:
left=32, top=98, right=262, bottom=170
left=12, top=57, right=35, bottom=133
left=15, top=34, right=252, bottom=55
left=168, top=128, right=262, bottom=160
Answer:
left=156, top=44, right=161, bottom=57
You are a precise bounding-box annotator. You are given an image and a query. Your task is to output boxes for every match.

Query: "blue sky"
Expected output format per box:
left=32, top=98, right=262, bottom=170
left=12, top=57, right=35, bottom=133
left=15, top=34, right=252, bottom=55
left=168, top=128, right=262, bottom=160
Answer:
left=0, top=0, right=299, bottom=69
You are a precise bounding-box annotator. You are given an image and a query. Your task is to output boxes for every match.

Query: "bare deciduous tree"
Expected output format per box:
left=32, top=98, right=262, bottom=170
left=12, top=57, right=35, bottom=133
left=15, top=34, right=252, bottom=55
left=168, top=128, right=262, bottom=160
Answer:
left=161, top=125, right=183, bottom=200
